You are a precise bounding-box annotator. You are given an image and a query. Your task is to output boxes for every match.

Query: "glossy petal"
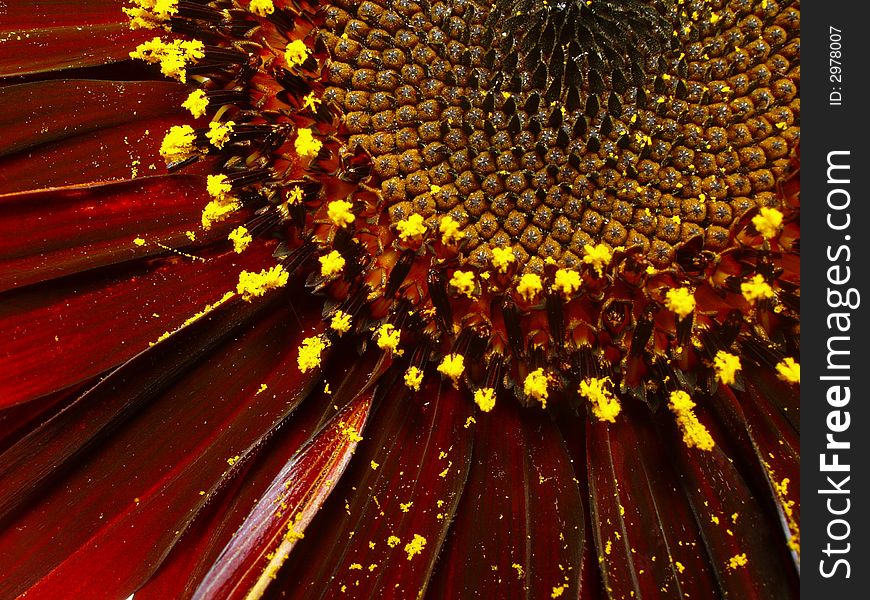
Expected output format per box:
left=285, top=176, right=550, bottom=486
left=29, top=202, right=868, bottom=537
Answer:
left=586, top=407, right=719, bottom=599
left=0, top=286, right=324, bottom=599
left=0, top=241, right=277, bottom=408
left=268, top=376, right=475, bottom=598
left=0, top=175, right=244, bottom=291
left=428, top=396, right=586, bottom=599
left=0, top=1, right=153, bottom=76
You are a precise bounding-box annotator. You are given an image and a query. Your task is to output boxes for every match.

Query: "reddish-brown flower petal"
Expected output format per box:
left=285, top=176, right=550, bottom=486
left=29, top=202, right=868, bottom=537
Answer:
left=266, top=376, right=475, bottom=598
left=586, top=407, right=719, bottom=599
left=134, top=351, right=382, bottom=600
left=427, top=396, right=586, bottom=599
left=0, top=2, right=152, bottom=77
left=663, top=404, right=800, bottom=599
left=0, top=287, right=324, bottom=599
left=192, top=387, right=373, bottom=600
left=0, top=79, right=187, bottom=159
left=0, top=241, right=277, bottom=408
left=0, top=175, right=245, bottom=291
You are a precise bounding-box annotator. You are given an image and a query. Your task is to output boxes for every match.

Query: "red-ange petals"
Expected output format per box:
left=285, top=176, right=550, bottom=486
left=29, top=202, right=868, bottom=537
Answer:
left=265, top=377, right=475, bottom=599
left=0, top=241, right=277, bottom=408
left=0, top=175, right=245, bottom=291
left=427, top=395, right=586, bottom=599
left=0, top=289, right=324, bottom=599
left=0, top=0, right=154, bottom=77
left=586, top=407, right=719, bottom=599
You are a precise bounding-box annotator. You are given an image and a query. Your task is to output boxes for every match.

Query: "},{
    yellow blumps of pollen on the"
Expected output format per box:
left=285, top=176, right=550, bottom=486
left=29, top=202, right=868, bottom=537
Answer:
left=207, top=173, right=232, bottom=199
left=206, top=121, right=234, bottom=149
left=284, top=39, right=310, bottom=68
left=182, top=88, right=208, bottom=118
left=578, top=377, right=621, bottom=423
left=125, top=0, right=179, bottom=30
left=523, top=369, right=550, bottom=408
left=517, top=273, right=543, bottom=302
left=330, top=311, right=352, bottom=335
left=152, top=291, right=235, bottom=345
left=404, top=534, right=427, bottom=560
left=160, top=124, right=196, bottom=163
left=202, top=197, right=240, bottom=229
left=302, top=91, right=322, bottom=112
left=375, top=324, right=404, bottom=357
left=437, top=354, right=465, bottom=386
left=713, top=351, right=741, bottom=386
left=236, top=265, right=290, bottom=301
left=668, top=390, right=715, bottom=451
left=752, top=207, right=784, bottom=239
left=327, top=200, right=355, bottom=228
left=404, top=366, right=424, bottom=391
left=776, top=357, right=800, bottom=383
left=294, top=127, right=322, bottom=158
left=665, top=287, right=696, bottom=318
left=319, top=250, right=346, bottom=278
left=396, top=213, right=427, bottom=241
left=439, top=215, right=463, bottom=245
left=727, top=553, right=748, bottom=570
left=582, top=243, right=613, bottom=277
left=130, top=37, right=203, bottom=82
left=249, top=0, right=275, bottom=17
left=449, top=270, right=476, bottom=298
left=297, top=334, right=330, bottom=373
left=552, top=268, right=581, bottom=297
left=228, top=226, right=252, bottom=253
left=474, top=387, right=496, bottom=412
left=741, top=274, right=775, bottom=303
left=490, top=246, right=515, bottom=273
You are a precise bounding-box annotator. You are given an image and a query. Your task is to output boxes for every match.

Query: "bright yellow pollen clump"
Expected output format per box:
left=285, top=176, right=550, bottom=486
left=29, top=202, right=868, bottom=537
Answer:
left=294, top=127, right=322, bottom=158
left=490, top=246, right=515, bottom=273
left=668, top=390, right=715, bottom=451
left=741, top=274, right=774, bottom=303
left=579, top=377, right=621, bottom=422
left=396, top=213, right=427, bottom=241
left=375, top=324, right=403, bottom=357
left=206, top=121, right=234, bottom=149
left=249, top=0, right=275, bottom=16
left=404, top=534, right=427, bottom=560
left=297, top=335, right=329, bottom=373
left=236, top=265, right=289, bottom=301
left=202, top=198, right=239, bottom=229
left=474, top=388, right=496, bottom=412
left=437, top=354, right=465, bottom=385
left=582, top=243, right=613, bottom=276
left=552, top=269, right=581, bottom=296
left=516, top=273, right=543, bottom=302
left=752, top=207, right=784, bottom=239
left=285, top=39, right=310, bottom=68
left=207, top=173, right=232, bottom=199
left=439, top=215, right=463, bottom=244
left=404, top=366, right=424, bottom=391
left=523, top=369, right=550, bottom=408
left=181, top=89, right=208, bottom=118
left=776, top=357, right=800, bottom=383
left=319, top=250, right=345, bottom=278
left=449, top=270, right=476, bottom=298
left=728, top=553, right=748, bottom=570
left=302, top=91, right=322, bottom=112
left=228, top=226, right=252, bottom=253
left=124, top=0, right=179, bottom=30
left=130, top=37, right=204, bottom=82
left=665, top=287, right=696, bottom=318
left=713, top=351, right=741, bottom=385
left=159, top=124, right=196, bottom=163
left=327, top=200, right=355, bottom=228
left=330, top=311, right=352, bottom=335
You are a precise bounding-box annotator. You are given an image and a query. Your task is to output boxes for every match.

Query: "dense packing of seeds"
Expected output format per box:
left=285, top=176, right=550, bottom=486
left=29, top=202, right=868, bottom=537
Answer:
left=130, top=0, right=800, bottom=418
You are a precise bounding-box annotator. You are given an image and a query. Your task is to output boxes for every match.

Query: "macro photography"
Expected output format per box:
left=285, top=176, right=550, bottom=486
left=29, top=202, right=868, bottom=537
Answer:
left=0, top=0, right=800, bottom=598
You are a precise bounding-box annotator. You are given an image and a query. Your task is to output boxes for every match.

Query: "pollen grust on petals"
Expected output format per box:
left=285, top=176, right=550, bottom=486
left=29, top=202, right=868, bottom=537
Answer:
left=248, top=0, right=275, bottom=17
left=297, top=334, right=329, bottom=373
left=159, top=124, right=196, bottom=163
left=523, top=369, right=550, bottom=408
left=182, top=89, right=208, bottom=118
left=294, top=127, right=322, bottom=159
left=752, top=207, right=785, bottom=239
left=228, top=226, right=252, bottom=254
left=403, top=366, right=424, bottom=391
left=668, top=391, right=715, bottom=452
left=319, top=250, right=346, bottom=278
left=129, top=37, right=203, bottom=82
left=741, top=274, right=776, bottom=303
left=473, top=387, right=496, bottom=412
left=330, top=311, right=352, bottom=336
left=578, top=377, right=621, bottom=423
left=776, top=357, right=801, bottom=384
left=236, top=265, right=290, bottom=301
left=665, top=287, right=696, bottom=319
left=713, top=351, right=742, bottom=386
left=326, top=200, right=355, bottom=228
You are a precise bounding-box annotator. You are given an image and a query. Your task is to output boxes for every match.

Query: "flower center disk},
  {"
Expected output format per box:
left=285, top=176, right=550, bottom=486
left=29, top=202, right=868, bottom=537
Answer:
left=132, top=0, right=800, bottom=417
